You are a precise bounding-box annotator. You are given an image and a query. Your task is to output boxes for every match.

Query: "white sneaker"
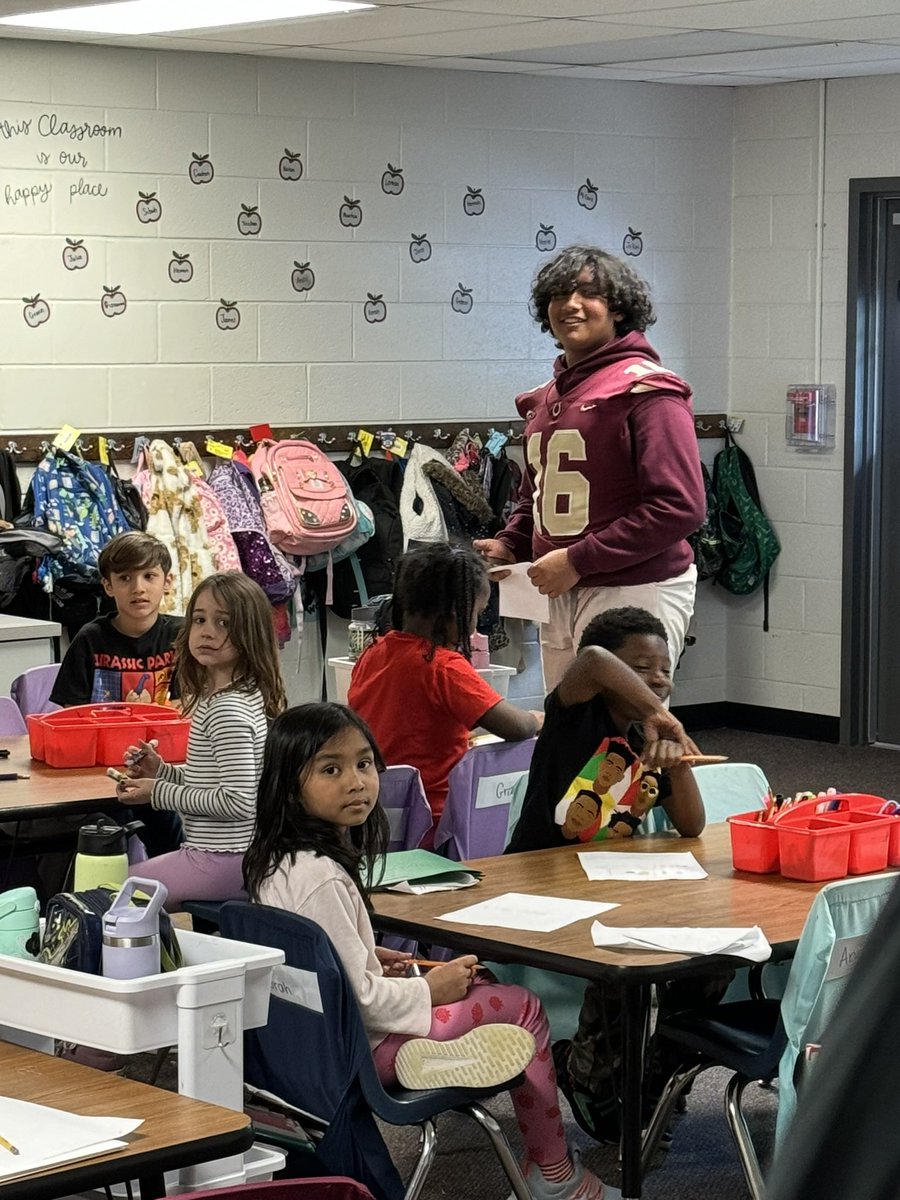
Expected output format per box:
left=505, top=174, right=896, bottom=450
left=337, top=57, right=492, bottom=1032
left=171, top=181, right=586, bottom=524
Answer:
left=507, top=1151, right=623, bottom=1200
left=394, top=1024, right=536, bottom=1090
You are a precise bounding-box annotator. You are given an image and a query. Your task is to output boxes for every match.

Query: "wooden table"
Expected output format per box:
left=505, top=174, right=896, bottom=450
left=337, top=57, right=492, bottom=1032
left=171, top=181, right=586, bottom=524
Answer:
left=372, top=824, right=832, bottom=1200
left=0, top=1041, right=252, bottom=1200
left=0, top=736, right=118, bottom=823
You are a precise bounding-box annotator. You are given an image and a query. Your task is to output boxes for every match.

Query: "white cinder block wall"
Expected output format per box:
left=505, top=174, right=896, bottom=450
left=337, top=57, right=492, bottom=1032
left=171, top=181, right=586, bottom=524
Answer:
left=1, top=39, right=737, bottom=704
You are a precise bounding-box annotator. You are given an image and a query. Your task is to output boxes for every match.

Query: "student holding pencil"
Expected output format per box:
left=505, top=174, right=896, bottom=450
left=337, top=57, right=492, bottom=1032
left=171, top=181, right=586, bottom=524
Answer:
left=244, top=702, right=622, bottom=1200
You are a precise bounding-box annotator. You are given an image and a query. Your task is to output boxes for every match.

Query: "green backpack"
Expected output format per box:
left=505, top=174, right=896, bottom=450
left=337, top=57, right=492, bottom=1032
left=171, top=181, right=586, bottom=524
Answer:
left=712, top=430, right=780, bottom=629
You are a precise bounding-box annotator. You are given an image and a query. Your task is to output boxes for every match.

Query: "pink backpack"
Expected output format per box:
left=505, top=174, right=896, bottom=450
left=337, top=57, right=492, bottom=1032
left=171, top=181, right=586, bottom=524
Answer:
left=251, top=438, right=358, bottom=556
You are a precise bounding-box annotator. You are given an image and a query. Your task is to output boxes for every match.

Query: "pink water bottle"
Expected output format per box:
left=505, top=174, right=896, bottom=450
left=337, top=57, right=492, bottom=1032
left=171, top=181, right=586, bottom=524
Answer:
left=102, top=878, right=168, bottom=979
left=470, top=632, right=490, bottom=669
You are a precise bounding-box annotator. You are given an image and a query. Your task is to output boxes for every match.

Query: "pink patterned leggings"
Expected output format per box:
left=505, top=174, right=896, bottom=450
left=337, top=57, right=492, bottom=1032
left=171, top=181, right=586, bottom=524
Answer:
left=372, top=978, right=567, bottom=1168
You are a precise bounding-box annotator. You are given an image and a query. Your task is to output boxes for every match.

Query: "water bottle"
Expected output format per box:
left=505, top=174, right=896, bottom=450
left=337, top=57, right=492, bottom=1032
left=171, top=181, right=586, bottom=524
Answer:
left=73, top=819, right=144, bottom=892
left=0, top=886, right=40, bottom=959
left=102, top=877, right=168, bottom=979
left=347, top=605, right=377, bottom=661
left=470, top=631, right=490, bottom=670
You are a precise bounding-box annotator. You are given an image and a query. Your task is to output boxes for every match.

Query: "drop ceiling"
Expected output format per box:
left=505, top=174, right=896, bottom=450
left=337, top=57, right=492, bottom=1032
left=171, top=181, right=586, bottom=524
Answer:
left=4, top=0, right=900, bottom=86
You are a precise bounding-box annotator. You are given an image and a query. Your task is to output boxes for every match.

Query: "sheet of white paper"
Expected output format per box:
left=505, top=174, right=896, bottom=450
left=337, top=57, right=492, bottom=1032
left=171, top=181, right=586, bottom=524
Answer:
left=439, top=891, right=619, bottom=933
left=591, top=922, right=772, bottom=962
left=578, top=850, right=708, bottom=881
left=0, top=1096, right=143, bottom=1181
left=488, top=563, right=551, bottom=625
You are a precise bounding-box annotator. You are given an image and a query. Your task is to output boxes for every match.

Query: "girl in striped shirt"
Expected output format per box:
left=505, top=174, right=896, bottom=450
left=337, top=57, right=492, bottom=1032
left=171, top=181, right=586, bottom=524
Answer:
left=115, top=572, right=287, bottom=910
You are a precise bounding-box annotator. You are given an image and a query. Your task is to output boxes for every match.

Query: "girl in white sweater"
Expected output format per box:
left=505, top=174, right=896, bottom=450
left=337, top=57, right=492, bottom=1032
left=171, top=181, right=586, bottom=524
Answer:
left=243, top=702, right=620, bottom=1200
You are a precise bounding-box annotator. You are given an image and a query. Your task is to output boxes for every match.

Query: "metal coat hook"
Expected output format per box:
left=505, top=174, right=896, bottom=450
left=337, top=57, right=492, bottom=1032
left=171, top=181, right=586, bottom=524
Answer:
left=695, top=419, right=713, bottom=433
left=432, top=427, right=451, bottom=442
left=74, top=438, right=93, bottom=455
left=39, top=440, right=51, bottom=454
left=722, top=417, right=745, bottom=434
left=5, top=442, right=23, bottom=456
left=173, top=436, right=183, bottom=449
left=106, top=438, right=125, bottom=453
left=317, top=432, right=337, bottom=446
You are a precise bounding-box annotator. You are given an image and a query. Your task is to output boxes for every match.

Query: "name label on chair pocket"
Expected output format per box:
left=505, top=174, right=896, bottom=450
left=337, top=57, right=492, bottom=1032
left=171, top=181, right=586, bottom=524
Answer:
left=270, top=964, right=323, bottom=1013
left=475, top=770, right=528, bottom=809
left=824, top=933, right=868, bottom=982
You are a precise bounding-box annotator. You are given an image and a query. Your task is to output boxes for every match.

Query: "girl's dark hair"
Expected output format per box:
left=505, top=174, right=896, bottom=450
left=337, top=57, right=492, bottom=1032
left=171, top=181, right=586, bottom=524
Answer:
left=531, top=244, right=656, bottom=340
left=392, top=542, right=488, bottom=661
left=243, top=702, right=390, bottom=901
left=578, top=606, right=668, bottom=654
left=175, top=572, right=288, bottom=718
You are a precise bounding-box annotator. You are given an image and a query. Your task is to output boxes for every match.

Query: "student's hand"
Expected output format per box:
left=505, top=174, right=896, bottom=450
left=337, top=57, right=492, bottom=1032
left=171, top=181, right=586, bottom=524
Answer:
left=529, top=709, right=545, bottom=733
left=528, top=548, right=579, bottom=598
left=115, top=776, right=155, bottom=806
left=424, top=955, right=478, bottom=1005
left=124, top=739, right=161, bottom=778
left=473, top=539, right=515, bottom=580
left=375, top=946, right=413, bottom=977
left=640, top=710, right=700, bottom=770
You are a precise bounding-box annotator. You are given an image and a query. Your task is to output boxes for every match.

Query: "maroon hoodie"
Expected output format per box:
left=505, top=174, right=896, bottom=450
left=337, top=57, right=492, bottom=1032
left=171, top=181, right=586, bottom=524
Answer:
left=496, top=330, right=704, bottom=588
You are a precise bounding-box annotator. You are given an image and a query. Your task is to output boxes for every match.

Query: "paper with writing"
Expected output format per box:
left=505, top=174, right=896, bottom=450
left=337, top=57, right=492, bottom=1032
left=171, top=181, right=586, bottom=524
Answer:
left=0, top=1096, right=142, bottom=1181
left=578, top=850, right=708, bottom=881
left=439, top=891, right=619, bottom=933
left=487, top=563, right=551, bottom=624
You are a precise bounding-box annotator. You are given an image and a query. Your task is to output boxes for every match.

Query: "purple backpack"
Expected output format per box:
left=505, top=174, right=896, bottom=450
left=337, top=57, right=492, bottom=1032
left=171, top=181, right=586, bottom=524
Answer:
left=207, top=459, right=297, bottom=603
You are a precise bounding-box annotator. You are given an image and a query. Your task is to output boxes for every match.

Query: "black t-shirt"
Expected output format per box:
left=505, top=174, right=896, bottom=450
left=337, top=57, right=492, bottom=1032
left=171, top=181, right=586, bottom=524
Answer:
left=50, top=613, right=182, bottom=707
left=506, top=690, right=669, bottom=853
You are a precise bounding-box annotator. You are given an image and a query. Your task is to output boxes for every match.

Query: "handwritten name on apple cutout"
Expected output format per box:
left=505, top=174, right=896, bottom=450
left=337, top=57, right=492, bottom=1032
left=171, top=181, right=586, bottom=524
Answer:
left=62, top=238, right=89, bottom=270
left=577, top=178, right=598, bottom=210
left=363, top=293, right=386, bottom=323
left=101, top=284, right=127, bottom=317
left=340, top=196, right=363, bottom=228
left=291, top=261, right=315, bottom=293
left=535, top=224, right=557, bottom=252
left=463, top=186, right=484, bottom=216
left=238, top=205, right=262, bottom=236
left=189, top=152, right=214, bottom=185
left=136, top=191, right=162, bottom=223
left=168, top=252, right=193, bottom=284
left=409, top=234, right=432, bottom=263
left=451, top=283, right=473, bottom=314
left=216, top=299, right=241, bottom=330
left=623, top=227, right=643, bottom=256
left=279, top=149, right=303, bottom=181
left=382, top=163, right=404, bottom=195
left=22, top=294, right=50, bottom=327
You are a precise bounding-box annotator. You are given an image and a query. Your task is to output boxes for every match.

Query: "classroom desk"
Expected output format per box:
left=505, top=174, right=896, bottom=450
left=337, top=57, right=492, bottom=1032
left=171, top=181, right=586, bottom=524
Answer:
left=0, top=1040, right=252, bottom=1200
left=371, top=824, right=831, bottom=1200
left=0, top=736, right=118, bottom=823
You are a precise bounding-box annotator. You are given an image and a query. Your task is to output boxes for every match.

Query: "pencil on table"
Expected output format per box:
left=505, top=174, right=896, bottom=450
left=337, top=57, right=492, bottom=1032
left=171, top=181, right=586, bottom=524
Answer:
left=0, top=1135, right=19, bottom=1155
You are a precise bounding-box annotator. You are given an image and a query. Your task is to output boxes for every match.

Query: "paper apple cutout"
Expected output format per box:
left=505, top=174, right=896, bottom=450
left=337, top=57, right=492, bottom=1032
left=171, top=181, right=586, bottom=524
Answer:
left=216, top=299, right=241, bottom=330
left=62, top=238, right=88, bottom=271
left=535, top=223, right=557, bottom=252
left=381, top=163, right=404, bottom=195
left=451, top=283, right=473, bottom=314
left=409, top=233, right=432, bottom=263
left=279, top=149, right=303, bottom=181
left=339, top=196, right=363, bottom=228
left=189, top=152, right=214, bottom=185
left=363, top=293, right=387, bottom=323
left=577, top=178, right=598, bottom=210
left=136, top=191, right=162, bottom=223
left=101, top=284, right=127, bottom=318
left=22, top=295, right=50, bottom=327
left=238, top=205, right=262, bottom=236
left=291, top=261, right=315, bottom=293
left=463, top=186, right=484, bottom=216
left=623, top=227, right=643, bottom=256
left=168, top=252, right=193, bottom=284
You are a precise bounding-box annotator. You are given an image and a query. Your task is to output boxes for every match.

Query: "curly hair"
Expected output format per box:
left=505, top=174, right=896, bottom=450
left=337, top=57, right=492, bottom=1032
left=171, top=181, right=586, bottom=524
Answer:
left=531, top=244, right=656, bottom=340
left=243, top=703, right=389, bottom=902
left=175, top=572, right=287, bottom=718
left=392, top=542, right=488, bottom=661
left=578, top=606, right=668, bottom=654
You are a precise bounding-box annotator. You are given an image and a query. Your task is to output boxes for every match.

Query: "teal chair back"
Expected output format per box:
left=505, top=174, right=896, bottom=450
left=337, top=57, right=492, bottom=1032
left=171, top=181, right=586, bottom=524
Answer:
left=775, top=870, right=898, bottom=1147
left=642, top=761, right=770, bottom=834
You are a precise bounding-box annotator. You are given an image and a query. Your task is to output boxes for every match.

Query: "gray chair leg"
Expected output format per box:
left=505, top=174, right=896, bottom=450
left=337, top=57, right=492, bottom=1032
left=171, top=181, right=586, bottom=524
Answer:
left=724, top=1074, right=766, bottom=1200
left=465, top=1101, right=531, bottom=1200
left=641, top=1061, right=707, bottom=1174
left=403, top=1118, right=438, bottom=1200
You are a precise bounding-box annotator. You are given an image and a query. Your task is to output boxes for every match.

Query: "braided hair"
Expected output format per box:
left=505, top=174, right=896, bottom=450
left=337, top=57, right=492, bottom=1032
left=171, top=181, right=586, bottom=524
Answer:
left=392, top=542, right=488, bottom=661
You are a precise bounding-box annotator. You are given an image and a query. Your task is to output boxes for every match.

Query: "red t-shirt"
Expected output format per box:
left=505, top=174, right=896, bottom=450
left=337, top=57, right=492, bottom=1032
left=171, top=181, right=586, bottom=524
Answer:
left=347, top=631, right=502, bottom=825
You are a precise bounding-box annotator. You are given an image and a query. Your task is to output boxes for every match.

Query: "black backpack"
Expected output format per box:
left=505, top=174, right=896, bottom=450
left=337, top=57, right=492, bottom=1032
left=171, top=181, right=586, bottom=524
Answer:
left=712, top=430, right=780, bottom=629
left=689, top=462, right=726, bottom=582
left=331, top=455, right=404, bottom=618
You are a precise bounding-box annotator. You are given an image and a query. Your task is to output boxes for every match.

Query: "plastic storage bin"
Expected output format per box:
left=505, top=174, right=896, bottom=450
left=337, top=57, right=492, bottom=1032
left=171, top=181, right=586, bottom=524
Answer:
left=27, top=702, right=190, bottom=768
left=328, top=655, right=517, bottom=704
left=727, top=811, right=781, bottom=874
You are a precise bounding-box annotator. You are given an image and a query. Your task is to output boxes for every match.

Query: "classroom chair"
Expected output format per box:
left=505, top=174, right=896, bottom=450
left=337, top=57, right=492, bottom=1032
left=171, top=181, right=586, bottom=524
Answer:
left=0, top=697, right=27, bottom=736
left=10, top=663, right=61, bottom=717
left=640, top=870, right=899, bottom=1199
left=219, top=902, right=531, bottom=1200
left=433, top=738, right=536, bottom=860
left=642, top=760, right=770, bottom=833
left=379, top=765, right=432, bottom=852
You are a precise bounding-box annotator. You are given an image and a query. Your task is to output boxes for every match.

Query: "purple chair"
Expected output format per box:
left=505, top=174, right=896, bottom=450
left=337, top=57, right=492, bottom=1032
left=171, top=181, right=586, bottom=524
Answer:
left=433, top=738, right=536, bottom=861
left=0, top=697, right=27, bottom=735
left=379, top=764, right=433, bottom=851
left=10, top=664, right=61, bottom=717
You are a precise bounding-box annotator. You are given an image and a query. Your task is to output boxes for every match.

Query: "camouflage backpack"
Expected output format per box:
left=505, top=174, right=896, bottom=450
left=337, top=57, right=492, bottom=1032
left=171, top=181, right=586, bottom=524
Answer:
left=688, top=462, right=726, bottom=582
left=712, top=430, right=780, bottom=629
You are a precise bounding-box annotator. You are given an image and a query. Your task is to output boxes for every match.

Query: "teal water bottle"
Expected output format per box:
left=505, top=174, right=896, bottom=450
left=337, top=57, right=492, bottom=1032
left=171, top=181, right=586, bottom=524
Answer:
left=0, top=886, right=40, bottom=958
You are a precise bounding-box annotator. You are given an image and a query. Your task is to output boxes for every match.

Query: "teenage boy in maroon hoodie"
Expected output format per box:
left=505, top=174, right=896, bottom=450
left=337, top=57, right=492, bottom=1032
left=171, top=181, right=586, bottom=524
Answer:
left=475, top=244, right=705, bottom=689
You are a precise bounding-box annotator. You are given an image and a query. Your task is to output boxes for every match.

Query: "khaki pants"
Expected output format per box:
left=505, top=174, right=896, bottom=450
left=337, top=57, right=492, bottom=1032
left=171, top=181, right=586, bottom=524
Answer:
left=539, top=564, right=698, bottom=692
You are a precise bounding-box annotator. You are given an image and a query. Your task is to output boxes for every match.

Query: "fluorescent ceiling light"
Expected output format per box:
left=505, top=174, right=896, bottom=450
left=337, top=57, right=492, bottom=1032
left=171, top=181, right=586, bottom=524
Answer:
left=0, top=1, right=373, bottom=35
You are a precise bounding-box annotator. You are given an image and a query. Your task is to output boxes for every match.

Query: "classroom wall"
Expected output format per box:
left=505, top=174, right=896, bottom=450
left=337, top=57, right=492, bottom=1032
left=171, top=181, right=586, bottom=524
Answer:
left=0, top=37, right=734, bottom=706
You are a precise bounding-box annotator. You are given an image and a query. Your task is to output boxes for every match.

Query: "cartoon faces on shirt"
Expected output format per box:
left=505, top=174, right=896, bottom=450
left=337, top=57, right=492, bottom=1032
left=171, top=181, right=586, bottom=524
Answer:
left=557, top=736, right=641, bottom=841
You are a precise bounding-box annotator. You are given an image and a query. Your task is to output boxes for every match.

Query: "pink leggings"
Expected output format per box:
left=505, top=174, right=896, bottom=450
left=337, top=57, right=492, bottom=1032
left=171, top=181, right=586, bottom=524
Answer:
left=372, top=978, right=567, bottom=1168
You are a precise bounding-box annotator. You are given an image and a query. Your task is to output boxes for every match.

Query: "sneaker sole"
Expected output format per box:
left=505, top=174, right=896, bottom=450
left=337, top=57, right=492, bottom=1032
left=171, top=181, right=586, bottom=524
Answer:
left=395, top=1024, right=536, bottom=1091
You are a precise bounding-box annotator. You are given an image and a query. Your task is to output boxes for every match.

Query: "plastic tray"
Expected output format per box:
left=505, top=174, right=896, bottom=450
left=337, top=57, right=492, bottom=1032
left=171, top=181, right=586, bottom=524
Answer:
left=27, top=702, right=190, bottom=768
left=0, top=927, right=282, bottom=1053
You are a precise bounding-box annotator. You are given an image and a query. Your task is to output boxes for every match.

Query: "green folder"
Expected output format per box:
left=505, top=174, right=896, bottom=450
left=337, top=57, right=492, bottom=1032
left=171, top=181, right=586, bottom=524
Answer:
left=370, top=849, right=482, bottom=892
